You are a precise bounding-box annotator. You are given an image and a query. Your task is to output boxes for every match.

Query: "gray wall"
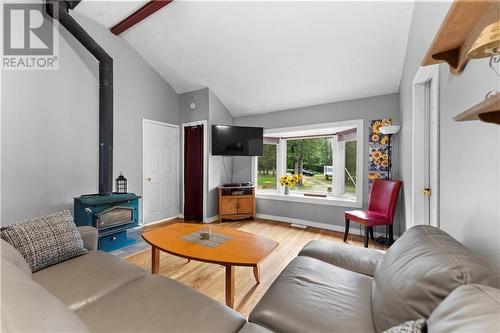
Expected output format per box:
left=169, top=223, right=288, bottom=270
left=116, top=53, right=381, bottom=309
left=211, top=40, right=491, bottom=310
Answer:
left=208, top=90, right=234, bottom=217
left=399, top=1, right=500, bottom=270
left=1, top=9, right=179, bottom=224
left=179, top=88, right=234, bottom=219
left=234, top=94, right=400, bottom=234
left=180, top=88, right=209, bottom=124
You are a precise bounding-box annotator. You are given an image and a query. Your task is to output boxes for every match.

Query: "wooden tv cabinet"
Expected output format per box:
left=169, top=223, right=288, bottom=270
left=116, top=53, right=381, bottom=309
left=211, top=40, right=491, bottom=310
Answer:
left=218, top=185, right=256, bottom=223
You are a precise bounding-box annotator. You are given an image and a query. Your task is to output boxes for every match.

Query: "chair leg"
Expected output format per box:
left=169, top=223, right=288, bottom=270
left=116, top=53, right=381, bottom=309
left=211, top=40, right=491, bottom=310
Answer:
left=369, top=227, right=374, bottom=240
left=388, top=225, right=394, bottom=245
left=343, top=219, right=350, bottom=243
left=364, top=226, right=369, bottom=248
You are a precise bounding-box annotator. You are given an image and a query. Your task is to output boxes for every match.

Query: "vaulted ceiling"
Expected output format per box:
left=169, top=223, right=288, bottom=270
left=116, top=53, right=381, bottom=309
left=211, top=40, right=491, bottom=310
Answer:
left=77, top=1, right=414, bottom=117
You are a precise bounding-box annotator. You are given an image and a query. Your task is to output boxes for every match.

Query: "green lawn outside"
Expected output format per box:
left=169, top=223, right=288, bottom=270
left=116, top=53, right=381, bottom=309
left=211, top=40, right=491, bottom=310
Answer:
left=257, top=173, right=277, bottom=190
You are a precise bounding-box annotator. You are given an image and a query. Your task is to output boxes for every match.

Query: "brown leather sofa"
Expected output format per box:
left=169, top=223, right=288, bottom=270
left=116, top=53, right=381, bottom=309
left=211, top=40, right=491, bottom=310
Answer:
left=2, top=224, right=499, bottom=332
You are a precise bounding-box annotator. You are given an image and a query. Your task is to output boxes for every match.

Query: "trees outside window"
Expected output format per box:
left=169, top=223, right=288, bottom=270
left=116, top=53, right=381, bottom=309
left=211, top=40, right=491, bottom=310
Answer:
left=257, top=143, right=277, bottom=190
left=344, top=140, right=357, bottom=194
left=286, top=137, right=333, bottom=193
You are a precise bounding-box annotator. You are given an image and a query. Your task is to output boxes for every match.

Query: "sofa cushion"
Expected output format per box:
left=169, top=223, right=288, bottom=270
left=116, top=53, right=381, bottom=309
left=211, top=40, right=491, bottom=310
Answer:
left=33, top=250, right=146, bottom=312
left=0, top=210, right=87, bottom=272
left=1, top=260, right=89, bottom=333
left=372, top=225, right=500, bottom=332
left=77, top=275, right=246, bottom=333
left=238, top=323, right=275, bottom=333
left=249, top=256, right=375, bottom=333
left=427, top=284, right=500, bottom=332
left=1, top=239, right=31, bottom=274
left=299, top=240, right=384, bottom=276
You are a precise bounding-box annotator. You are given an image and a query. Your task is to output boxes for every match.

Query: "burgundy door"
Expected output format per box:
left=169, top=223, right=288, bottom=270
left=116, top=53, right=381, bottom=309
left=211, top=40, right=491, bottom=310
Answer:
left=184, top=125, right=204, bottom=221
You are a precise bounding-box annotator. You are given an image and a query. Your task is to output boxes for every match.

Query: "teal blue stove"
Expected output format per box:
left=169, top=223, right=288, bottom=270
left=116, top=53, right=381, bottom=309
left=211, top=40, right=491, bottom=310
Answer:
left=74, top=193, right=141, bottom=252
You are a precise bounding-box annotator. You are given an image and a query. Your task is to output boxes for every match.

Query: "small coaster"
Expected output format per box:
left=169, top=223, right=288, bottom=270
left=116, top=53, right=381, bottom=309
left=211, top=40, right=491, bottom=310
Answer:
left=181, top=231, right=232, bottom=248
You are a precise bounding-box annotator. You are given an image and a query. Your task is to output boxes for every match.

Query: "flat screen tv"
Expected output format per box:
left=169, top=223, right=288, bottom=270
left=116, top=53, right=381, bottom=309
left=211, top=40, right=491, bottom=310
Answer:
left=212, top=125, right=263, bottom=156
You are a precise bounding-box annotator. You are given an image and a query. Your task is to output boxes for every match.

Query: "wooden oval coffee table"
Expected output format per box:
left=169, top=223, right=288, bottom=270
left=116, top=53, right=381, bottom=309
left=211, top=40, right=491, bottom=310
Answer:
left=141, top=223, right=279, bottom=308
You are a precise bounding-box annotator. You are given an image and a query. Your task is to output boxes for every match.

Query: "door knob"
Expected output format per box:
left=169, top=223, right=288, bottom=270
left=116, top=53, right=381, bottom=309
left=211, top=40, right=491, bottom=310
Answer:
left=422, top=188, right=432, bottom=196
left=146, top=177, right=152, bottom=181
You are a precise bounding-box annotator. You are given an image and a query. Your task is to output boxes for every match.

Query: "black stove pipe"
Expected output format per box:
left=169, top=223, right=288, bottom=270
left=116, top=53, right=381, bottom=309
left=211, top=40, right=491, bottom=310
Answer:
left=46, top=0, right=114, bottom=195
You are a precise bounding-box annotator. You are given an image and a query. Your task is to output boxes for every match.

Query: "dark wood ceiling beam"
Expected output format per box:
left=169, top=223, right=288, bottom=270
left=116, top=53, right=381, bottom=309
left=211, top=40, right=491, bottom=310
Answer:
left=110, top=0, right=173, bottom=35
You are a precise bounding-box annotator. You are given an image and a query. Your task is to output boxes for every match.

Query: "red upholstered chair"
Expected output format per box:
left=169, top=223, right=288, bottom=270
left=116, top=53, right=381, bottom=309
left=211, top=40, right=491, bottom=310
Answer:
left=344, top=180, right=402, bottom=247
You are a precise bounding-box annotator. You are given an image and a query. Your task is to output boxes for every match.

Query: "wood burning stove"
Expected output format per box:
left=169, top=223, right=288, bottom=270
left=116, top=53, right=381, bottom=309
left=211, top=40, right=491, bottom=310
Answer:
left=45, top=1, right=142, bottom=252
left=74, top=193, right=140, bottom=251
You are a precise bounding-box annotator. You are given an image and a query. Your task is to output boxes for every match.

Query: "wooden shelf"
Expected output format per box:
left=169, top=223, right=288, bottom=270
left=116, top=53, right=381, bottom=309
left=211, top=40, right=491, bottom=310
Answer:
left=217, top=185, right=255, bottom=190
left=218, top=186, right=256, bottom=223
left=222, top=195, right=253, bottom=199
left=453, top=93, right=500, bottom=125
left=422, top=0, right=499, bottom=74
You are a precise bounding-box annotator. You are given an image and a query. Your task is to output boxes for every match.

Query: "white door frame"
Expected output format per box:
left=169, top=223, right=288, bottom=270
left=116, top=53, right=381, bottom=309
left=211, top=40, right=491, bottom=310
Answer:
left=411, top=65, right=440, bottom=228
left=142, top=119, right=180, bottom=225
left=181, top=120, right=208, bottom=221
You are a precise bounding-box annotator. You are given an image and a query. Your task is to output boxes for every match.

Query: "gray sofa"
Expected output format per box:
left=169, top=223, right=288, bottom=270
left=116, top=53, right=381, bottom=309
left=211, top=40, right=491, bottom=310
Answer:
left=2, top=224, right=500, bottom=332
left=2, top=226, right=246, bottom=333
left=248, top=225, right=500, bottom=333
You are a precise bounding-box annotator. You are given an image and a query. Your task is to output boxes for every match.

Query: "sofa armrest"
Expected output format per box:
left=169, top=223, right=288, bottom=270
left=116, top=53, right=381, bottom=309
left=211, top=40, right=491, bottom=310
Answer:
left=298, top=240, right=384, bottom=277
left=77, top=226, right=98, bottom=251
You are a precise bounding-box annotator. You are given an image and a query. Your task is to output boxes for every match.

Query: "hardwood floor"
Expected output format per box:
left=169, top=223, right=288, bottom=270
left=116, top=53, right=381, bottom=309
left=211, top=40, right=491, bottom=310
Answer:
left=126, top=218, right=387, bottom=317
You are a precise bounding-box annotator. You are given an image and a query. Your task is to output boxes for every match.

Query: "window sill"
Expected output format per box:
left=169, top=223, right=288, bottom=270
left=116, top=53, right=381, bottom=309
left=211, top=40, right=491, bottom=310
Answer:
left=256, top=191, right=362, bottom=208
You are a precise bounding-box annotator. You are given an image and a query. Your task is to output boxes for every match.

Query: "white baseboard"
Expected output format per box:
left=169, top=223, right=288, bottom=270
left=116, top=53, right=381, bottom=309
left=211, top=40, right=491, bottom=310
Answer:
left=179, top=212, right=398, bottom=239
left=177, top=213, right=219, bottom=224
left=256, top=213, right=398, bottom=239
left=142, top=214, right=179, bottom=227
left=203, top=215, right=219, bottom=223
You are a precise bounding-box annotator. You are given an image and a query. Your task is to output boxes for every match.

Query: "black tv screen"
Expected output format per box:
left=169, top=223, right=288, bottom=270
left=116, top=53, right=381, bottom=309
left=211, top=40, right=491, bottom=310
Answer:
left=212, top=125, right=263, bottom=156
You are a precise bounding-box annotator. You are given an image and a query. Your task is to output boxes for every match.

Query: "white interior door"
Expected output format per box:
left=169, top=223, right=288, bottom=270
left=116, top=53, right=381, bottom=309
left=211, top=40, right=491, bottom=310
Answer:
left=412, top=65, right=440, bottom=228
left=143, top=120, right=179, bottom=225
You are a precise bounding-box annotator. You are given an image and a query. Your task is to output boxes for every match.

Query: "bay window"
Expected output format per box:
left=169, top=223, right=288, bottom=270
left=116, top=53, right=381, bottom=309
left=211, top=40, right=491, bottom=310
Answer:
left=255, top=120, right=363, bottom=207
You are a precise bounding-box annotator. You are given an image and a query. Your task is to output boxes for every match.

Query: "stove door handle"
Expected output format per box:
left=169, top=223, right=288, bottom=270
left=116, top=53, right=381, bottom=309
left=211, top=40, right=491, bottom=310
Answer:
left=84, top=208, right=97, bottom=217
